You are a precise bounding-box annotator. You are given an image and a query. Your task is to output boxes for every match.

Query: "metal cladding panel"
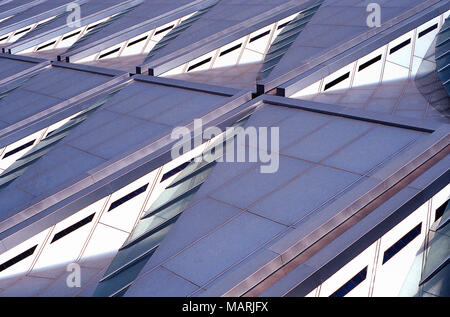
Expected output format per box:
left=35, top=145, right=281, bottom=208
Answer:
left=124, top=97, right=449, bottom=296
left=0, top=55, right=41, bottom=80
left=0, top=65, right=113, bottom=126
left=142, top=0, right=299, bottom=67
left=10, top=0, right=127, bottom=43
left=0, top=0, right=47, bottom=20
left=63, top=0, right=202, bottom=57
left=0, top=0, right=82, bottom=32
left=0, top=77, right=246, bottom=243
left=259, top=0, right=444, bottom=91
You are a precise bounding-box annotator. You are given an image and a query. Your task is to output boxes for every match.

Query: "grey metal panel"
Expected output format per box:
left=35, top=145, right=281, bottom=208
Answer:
left=0, top=73, right=129, bottom=149
left=61, top=0, right=206, bottom=62
left=0, top=0, right=47, bottom=21
left=0, top=0, right=88, bottom=36
left=0, top=64, right=119, bottom=130
left=139, top=0, right=308, bottom=75
left=258, top=0, right=447, bottom=93
left=276, top=1, right=450, bottom=96
left=127, top=95, right=448, bottom=296
left=0, top=80, right=252, bottom=251
left=210, top=156, right=312, bottom=211
left=262, top=94, right=444, bottom=132
left=162, top=211, right=286, bottom=287
left=265, top=164, right=449, bottom=297
left=0, top=54, right=43, bottom=81
left=5, top=0, right=135, bottom=54
left=125, top=266, right=199, bottom=297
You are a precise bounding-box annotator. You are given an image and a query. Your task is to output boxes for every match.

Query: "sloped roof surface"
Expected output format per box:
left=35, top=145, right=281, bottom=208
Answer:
left=143, top=0, right=303, bottom=66
left=63, top=0, right=202, bottom=56
left=260, top=0, right=440, bottom=89
left=124, top=99, right=445, bottom=296
left=0, top=77, right=235, bottom=231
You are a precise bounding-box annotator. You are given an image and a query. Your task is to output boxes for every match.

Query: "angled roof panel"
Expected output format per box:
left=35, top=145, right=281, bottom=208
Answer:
left=0, top=0, right=47, bottom=21
left=0, top=53, right=47, bottom=83
left=257, top=0, right=447, bottom=92
left=0, top=0, right=87, bottom=37
left=3, top=0, right=133, bottom=54
left=0, top=76, right=251, bottom=253
left=61, top=0, right=207, bottom=61
left=139, top=0, right=308, bottom=75
left=124, top=95, right=449, bottom=296
left=0, top=62, right=123, bottom=135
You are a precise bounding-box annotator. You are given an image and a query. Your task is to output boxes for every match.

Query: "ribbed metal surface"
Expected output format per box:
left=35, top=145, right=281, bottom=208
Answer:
left=0, top=89, right=120, bottom=191
left=435, top=16, right=450, bottom=96
left=143, top=0, right=219, bottom=64
left=259, top=0, right=323, bottom=80
left=93, top=118, right=248, bottom=297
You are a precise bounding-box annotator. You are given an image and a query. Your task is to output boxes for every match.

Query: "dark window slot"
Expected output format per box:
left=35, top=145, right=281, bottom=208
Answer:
left=389, top=38, right=411, bottom=55
left=324, top=72, right=350, bottom=91
left=99, top=47, right=120, bottom=59
left=86, top=23, right=100, bottom=31
left=187, top=57, right=212, bottom=72
left=14, top=27, right=31, bottom=36
left=0, top=36, right=8, bottom=42
left=219, top=43, right=242, bottom=57
left=330, top=267, right=368, bottom=297
left=2, top=139, right=35, bottom=159
left=160, top=159, right=193, bottom=183
left=51, top=213, right=95, bottom=243
left=358, top=54, right=382, bottom=72
left=383, top=223, right=422, bottom=264
left=127, top=35, right=148, bottom=47
left=108, top=184, right=148, bottom=212
left=250, top=30, right=270, bottom=43
left=435, top=200, right=448, bottom=222
left=36, top=40, right=56, bottom=51
left=45, top=129, right=56, bottom=138
left=62, top=31, right=81, bottom=41
left=0, top=245, right=37, bottom=272
left=154, top=25, right=174, bottom=36
left=277, top=20, right=291, bottom=30
left=418, top=24, right=438, bottom=38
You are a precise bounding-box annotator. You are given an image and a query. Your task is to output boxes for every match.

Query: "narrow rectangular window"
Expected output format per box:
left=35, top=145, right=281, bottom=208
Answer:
left=14, top=27, right=31, bottom=36
left=86, top=23, right=101, bottom=31
left=99, top=47, right=121, bottom=59
left=187, top=57, right=212, bottom=72
left=127, top=36, right=148, bottom=47
left=330, top=267, right=368, bottom=297
left=219, top=43, right=242, bottom=57
left=250, top=30, right=270, bottom=43
left=108, top=184, right=148, bottom=212
left=36, top=40, right=56, bottom=51
left=382, top=223, right=422, bottom=264
left=324, top=72, right=350, bottom=91
left=2, top=139, right=35, bottom=159
left=277, top=21, right=291, bottom=30
left=0, top=245, right=37, bottom=272
left=418, top=24, right=438, bottom=38
left=160, top=159, right=193, bottom=183
left=0, top=36, right=8, bottom=42
left=51, top=213, right=95, bottom=243
left=154, top=25, right=174, bottom=36
left=389, top=38, right=411, bottom=55
left=62, top=31, right=81, bottom=41
left=358, top=55, right=382, bottom=72
left=435, top=200, right=448, bottom=222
